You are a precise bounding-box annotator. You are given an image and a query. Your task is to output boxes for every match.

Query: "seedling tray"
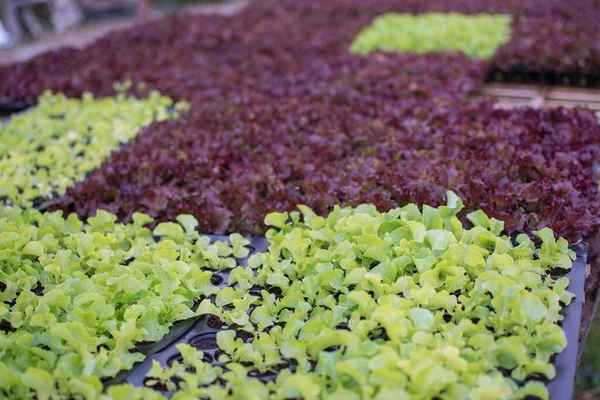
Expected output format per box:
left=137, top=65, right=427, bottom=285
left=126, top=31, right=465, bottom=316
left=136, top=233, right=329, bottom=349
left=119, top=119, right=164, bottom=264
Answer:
left=103, top=237, right=587, bottom=400
left=545, top=241, right=586, bottom=400
left=487, top=67, right=600, bottom=88
left=0, top=100, right=31, bottom=118
left=102, top=234, right=269, bottom=388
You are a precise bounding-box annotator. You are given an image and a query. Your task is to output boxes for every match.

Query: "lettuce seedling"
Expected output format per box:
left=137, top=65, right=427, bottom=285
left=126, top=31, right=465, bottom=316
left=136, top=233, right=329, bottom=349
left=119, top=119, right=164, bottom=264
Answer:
left=0, top=207, right=242, bottom=399
left=0, top=89, right=185, bottom=208
left=153, top=193, right=573, bottom=399
left=350, top=13, right=512, bottom=60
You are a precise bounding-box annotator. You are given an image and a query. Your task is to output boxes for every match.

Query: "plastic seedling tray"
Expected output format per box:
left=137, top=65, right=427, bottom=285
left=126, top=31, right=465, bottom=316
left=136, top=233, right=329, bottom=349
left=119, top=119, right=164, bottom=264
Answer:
left=0, top=100, right=31, bottom=112
left=102, top=237, right=587, bottom=400
left=102, top=234, right=269, bottom=389
left=545, top=241, right=586, bottom=400
left=486, top=67, right=600, bottom=88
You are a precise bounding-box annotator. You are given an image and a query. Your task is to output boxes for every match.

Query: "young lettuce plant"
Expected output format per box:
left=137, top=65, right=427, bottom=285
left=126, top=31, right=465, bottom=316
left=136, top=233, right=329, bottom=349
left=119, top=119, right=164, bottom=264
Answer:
left=0, top=206, right=243, bottom=399
left=0, top=87, right=187, bottom=208
left=350, top=13, right=512, bottom=59
left=108, top=192, right=573, bottom=399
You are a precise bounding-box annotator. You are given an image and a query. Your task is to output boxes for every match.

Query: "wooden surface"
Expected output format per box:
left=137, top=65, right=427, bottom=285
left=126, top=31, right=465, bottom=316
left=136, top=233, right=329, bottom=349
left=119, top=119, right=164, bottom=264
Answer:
left=477, top=83, right=600, bottom=120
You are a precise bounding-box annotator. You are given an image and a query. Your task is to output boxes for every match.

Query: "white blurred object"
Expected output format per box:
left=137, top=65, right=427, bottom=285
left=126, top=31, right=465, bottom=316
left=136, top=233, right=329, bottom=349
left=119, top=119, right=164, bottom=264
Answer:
left=2, top=0, right=83, bottom=43
left=50, top=0, right=83, bottom=33
left=0, top=20, right=13, bottom=47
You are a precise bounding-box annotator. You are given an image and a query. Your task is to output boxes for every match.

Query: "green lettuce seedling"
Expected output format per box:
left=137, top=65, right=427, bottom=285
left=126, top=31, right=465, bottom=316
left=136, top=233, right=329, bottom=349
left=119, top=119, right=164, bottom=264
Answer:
left=0, top=206, right=242, bottom=399
left=350, top=13, right=512, bottom=59
left=107, top=192, right=573, bottom=399
left=0, top=88, right=187, bottom=208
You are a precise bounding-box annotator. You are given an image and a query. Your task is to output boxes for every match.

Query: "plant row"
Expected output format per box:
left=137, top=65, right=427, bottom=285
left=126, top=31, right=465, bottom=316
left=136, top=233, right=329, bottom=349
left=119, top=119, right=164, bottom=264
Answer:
left=349, top=13, right=513, bottom=60
left=50, top=96, right=600, bottom=244
left=0, top=195, right=576, bottom=399
left=6, top=76, right=599, bottom=244
left=0, top=90, right=186, bottom=208
left=0, top=43, right=487, bottom=108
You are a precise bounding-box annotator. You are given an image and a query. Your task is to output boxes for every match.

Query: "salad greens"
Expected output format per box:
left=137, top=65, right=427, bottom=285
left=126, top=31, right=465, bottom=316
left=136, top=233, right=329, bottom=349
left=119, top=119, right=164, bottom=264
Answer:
left=350, top=13, right=512, bottom=59
left=0, top=88, right=187, bottom=208
left=0, top=206, right=245, bottom=399
left=102, top=193, right=573, bottom=399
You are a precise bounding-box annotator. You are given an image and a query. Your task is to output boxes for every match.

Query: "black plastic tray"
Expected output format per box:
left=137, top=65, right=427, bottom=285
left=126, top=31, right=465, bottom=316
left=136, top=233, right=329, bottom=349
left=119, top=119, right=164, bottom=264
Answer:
left=105, top=238, right=586, bottom=400
left=0, top=100, right=32, bottom=119
left=545, top=241, right=587, bottom=400
left=487, top=67, right=600, bottom=88
left=102, top=234, right=269, bottom=388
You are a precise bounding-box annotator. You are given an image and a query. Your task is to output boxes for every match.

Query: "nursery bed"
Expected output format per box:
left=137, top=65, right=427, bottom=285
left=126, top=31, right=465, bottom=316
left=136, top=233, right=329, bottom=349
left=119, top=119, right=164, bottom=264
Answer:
left=101, top=234, right=270, bottom=389
left=101, top=237, right=588, bottom=400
